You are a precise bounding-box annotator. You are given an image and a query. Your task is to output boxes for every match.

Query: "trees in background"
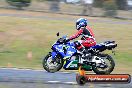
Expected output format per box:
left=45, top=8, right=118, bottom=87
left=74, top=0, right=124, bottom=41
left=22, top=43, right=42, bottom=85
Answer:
left=32, top=0, right=60, bottom=12
left=6, top=0, right=126, bottom=11
left=93, top=0, right=104, bottom=8
left=5, top=0, right=129, bottom=17
left=94, top=0, right=127, bottom=10
left=49, top=0, right=60, bottom=12
left=93, top=0, right=128, bottom=17
left=115, top=0, right=127, bottom=10
left=103, top=0, right=117, bottom=17
left=6, top=0, right=31, bottom=10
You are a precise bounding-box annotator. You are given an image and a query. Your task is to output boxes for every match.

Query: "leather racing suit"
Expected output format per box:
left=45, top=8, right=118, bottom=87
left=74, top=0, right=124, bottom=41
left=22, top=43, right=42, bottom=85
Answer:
left=69, top=26, right=96, bottom=50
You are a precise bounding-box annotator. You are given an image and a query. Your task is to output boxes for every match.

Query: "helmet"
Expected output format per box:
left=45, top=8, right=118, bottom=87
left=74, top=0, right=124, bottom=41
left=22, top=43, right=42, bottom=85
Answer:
left=76, top=18, right=87, bottom=30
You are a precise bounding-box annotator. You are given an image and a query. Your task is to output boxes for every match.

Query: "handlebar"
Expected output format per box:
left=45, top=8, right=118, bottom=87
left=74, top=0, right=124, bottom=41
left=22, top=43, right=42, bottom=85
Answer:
left=57, top=35, right=70, bottom=44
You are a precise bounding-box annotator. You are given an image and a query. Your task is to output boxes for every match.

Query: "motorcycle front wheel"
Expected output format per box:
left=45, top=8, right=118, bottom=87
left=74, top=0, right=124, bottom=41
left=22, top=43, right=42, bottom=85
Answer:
left=42, top=53, right=63, bottom=73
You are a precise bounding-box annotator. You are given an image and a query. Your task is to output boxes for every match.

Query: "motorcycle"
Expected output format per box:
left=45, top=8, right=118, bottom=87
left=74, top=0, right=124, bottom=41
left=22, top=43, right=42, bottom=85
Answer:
left=43, top=33, right=117, bottom=74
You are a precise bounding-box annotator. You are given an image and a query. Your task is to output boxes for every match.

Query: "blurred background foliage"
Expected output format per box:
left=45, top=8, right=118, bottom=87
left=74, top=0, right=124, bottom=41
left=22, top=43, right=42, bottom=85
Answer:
left=6, top=0, right=31, bottom=9
left=103, top=0, right=118, bottom=17
left=2, top=0, right=131, bottom=19
left=5, top=0, right=130, bottom=10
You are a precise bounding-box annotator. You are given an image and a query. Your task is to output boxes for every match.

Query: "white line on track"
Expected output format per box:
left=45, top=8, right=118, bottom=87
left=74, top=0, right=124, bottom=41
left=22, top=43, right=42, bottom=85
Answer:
left=47, top=81, right=77, bottom=85
left=60, top=72, right=71, bottom=74
left=63, top=82, right=77, bottom=84
left=47, top=81, right=61, bottom=83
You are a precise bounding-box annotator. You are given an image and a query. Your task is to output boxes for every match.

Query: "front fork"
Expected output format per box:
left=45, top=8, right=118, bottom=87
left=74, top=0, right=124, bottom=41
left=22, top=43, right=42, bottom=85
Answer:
left=51, top=51, right=57, bottom=60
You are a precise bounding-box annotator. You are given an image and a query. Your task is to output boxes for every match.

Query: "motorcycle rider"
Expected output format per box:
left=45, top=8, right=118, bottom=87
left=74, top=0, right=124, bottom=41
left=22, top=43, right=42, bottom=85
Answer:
left=65, top=18, right=96, bottom=64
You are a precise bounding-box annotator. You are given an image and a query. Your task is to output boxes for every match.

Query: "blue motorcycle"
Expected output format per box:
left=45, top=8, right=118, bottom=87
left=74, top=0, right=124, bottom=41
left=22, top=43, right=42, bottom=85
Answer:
left=43, top=33, right=117, bottom=74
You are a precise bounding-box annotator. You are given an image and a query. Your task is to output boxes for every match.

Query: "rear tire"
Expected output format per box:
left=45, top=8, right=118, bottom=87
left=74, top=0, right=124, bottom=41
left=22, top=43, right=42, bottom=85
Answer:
left=42, top=53, right=63, bottom=73
left=92, top=54, right=115, bottom=74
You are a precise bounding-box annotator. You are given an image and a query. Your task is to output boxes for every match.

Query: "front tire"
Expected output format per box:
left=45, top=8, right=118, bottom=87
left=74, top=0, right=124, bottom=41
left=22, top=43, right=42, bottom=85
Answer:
left=43, top=53, right=63, bottom=73
left=92, top=54, right=115, bottom=74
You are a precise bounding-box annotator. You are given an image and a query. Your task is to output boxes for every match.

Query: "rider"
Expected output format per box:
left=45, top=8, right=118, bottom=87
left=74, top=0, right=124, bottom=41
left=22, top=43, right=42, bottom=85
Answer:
left=66, top=18, right=96, bottom=64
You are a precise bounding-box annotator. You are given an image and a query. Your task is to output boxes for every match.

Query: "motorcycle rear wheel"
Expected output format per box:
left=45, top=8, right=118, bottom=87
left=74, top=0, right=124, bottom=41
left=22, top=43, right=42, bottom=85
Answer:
left=92, top=54, right=115, bottom=74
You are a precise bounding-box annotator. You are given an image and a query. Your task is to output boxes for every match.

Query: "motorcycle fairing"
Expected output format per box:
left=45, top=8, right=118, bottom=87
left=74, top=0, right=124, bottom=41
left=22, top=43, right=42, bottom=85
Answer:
left=63, top=59, right=78, bottom=69
left=63, top=60, right=72, bottom=69
left=91, top=44, right=104, bottom=50
left=91, top=41, right=116, bottom=50
left=51, top=51, right=57, bottom=60
left=51, top=42, right=77, bottom=59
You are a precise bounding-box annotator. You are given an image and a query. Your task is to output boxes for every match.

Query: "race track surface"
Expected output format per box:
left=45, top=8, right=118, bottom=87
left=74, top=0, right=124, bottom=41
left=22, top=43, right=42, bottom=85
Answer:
left=0, top=68, right=131, bottom=88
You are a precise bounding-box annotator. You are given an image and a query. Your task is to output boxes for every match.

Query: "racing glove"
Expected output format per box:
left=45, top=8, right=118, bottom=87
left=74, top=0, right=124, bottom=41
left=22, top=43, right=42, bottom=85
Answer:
left=65, top=38, right=70, bottom=42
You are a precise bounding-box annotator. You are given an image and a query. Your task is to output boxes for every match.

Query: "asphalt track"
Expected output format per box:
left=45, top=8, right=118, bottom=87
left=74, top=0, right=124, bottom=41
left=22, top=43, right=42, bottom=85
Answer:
left=0, top=68, right=131, bottom=88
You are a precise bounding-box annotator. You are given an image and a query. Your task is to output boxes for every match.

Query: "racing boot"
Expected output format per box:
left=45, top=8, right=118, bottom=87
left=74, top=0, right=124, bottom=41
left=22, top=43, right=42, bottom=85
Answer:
left=78, top=47, right=87, bottom=64
left=79, top=47, right=92, bottom=64
left=79, top=47, right=87, bottom=54
left=78, top=47, right=86, bottom=56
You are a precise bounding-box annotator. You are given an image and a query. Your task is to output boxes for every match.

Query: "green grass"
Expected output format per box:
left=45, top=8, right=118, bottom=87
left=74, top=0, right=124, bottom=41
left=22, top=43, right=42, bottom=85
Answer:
left=0, top=16, right=74, bottom=69
left=0, top=13, right=132, bottom=74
